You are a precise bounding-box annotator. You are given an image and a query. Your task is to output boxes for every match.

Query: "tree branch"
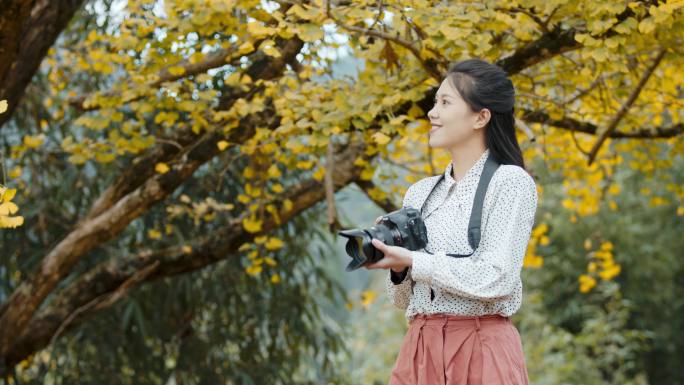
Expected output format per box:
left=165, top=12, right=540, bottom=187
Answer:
left=0, top=35, right=305, bottom=362
left=587, top=47, right=668, bottom=165
left=2, top=136, right=369, bottom=368
left=520, top=108, right=682, bottom=139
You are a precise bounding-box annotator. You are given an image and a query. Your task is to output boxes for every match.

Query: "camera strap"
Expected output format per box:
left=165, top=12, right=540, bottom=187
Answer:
left=419, top=153, right=500, bottom=258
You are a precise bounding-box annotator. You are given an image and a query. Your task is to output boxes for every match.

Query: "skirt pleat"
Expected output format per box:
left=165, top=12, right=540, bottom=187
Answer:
left=389, top=313, right=530, bottom=385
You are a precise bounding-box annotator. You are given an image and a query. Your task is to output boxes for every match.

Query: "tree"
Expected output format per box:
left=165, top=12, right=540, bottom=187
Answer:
left=1, top=0, right=683, bottom=382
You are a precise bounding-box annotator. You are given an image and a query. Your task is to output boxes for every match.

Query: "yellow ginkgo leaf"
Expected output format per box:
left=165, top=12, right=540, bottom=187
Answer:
left=8, top=166, right=22, bottom=179
left=372, top=132, right=391, bottom=145
left=271, top=183, right=283, bottom=193
left=360, top=290, right=377, bottom=308
left=264, top=257, right=277, bottom=266
left=0, top=202, right=19, bottom=215
left=0, top=215, right=24, bottom=228
left=267, top=164, right=281, bottom=179
left=167, top=66, right=186, bottom=76
left=237, top=41, right=255, bottom=55
left=0, top=100, right=8, bottom=114
left=242, top=216, right=262, bottom=233
left=246, top=264, right=263, bottom=276
left=1, top=187, right=16, bottom=202
left=217, top=140, right=229, bottom=151
left=265, top=237, right=284, bottom=250
left=296, top=160, right=313, bottom=170
left=155, top=162, right=170, bottom=174
left=148, top=229, right=162, bottom=239
left=23, top=134, right=45, bottom=149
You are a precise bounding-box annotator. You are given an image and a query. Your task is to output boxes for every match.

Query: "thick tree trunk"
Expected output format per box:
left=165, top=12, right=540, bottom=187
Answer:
left=0, top=0, right=85, bottom=129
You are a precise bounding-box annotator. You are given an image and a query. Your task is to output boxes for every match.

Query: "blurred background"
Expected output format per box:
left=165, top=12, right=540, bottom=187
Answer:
left=0, top=0, right=682, bottom=384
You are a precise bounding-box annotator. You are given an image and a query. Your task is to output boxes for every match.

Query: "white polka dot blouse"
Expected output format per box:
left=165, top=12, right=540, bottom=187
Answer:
left=385, top=148, right=538, bottom=322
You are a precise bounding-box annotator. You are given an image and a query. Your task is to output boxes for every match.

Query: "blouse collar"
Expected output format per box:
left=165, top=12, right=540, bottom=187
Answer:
left=443, top=148, right=490, bottom=186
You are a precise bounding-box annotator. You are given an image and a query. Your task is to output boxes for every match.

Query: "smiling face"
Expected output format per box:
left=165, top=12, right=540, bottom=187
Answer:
left=427, top=76, right=490, bottom=149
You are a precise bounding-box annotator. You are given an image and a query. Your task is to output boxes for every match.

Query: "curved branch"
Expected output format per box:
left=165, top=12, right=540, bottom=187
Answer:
left=2, top=136, right=369, bottom=368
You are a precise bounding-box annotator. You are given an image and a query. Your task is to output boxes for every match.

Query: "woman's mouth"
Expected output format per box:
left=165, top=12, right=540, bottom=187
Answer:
left=430, top=124, right=442, bottom=133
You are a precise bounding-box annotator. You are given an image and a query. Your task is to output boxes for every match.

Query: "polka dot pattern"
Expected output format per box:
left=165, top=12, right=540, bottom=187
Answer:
left=385, top=148, right=538, bottom=322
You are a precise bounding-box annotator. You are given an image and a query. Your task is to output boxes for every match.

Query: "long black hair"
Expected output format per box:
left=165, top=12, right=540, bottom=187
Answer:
left=445, top=59, right=526, bottom=170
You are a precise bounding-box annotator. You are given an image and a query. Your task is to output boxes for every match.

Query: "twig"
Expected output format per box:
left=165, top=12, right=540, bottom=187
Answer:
left=587, top=47, right=667, bottom=165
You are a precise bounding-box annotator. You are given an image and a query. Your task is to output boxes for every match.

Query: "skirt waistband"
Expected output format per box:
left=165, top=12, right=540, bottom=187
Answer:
left=409, top=313, right=510, bottom=327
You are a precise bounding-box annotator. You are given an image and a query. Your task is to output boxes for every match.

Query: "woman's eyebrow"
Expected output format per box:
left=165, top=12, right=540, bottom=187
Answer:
left=435, top=93, right=454, bottom=99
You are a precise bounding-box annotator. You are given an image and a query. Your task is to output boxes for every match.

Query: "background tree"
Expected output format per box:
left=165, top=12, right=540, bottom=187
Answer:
left=1, top=0, right=683, bottom=383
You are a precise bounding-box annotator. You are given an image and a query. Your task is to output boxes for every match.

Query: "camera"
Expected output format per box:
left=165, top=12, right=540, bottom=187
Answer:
left=338, top=207, right=429, bottom=271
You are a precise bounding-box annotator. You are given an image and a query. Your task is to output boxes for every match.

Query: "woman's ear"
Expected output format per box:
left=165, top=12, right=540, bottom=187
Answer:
left=474, top=108, right=491, bottom=130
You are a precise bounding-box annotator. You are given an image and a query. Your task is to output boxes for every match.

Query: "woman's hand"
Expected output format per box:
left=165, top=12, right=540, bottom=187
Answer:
left=365, top=238, right=413, bottom=272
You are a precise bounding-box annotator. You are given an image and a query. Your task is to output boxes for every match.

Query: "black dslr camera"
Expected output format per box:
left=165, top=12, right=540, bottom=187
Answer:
left=338, top=207, right=429, bottom=272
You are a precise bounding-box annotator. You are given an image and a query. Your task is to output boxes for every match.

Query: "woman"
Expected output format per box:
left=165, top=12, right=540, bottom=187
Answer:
left=365, top=58, right=538, bottom=385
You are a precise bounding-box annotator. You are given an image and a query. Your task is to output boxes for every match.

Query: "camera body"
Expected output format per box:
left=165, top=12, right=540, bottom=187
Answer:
left=338, top=207, right=429, bottom=271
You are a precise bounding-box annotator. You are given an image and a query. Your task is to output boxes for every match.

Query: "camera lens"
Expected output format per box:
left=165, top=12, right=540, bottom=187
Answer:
left=345, top=235, right=366, bottom=260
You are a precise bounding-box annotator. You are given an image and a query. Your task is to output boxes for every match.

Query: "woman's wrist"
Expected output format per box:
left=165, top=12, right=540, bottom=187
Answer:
left=391, top=252, right=413, bottom=273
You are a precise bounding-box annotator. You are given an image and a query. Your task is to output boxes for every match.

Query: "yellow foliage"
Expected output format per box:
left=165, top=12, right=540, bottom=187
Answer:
left=217, top=140, right=229, bottom=151
left=0, top=186, right=24, bottom=228
left=579, top=274, right=597, bottom=293
left=155, top=162, right=170, bottom=174
left=8, top=166, right=22, bottom=179
left=167, top=66, right=186, bottom=76
left=147, top=229, right=162, bottom=239
left=312, top=166, right=326, bottom=181
left=246, top=264, right=262, bottom=276
left=296, top=160, right=313, bottom=170
left=265, top=237, right=284, bottom=250
left=271, top=183, right=284, bottom=193
left=267, top=164, right=282, bottom=179
left=372, top=132, right=391, bottom=145
left=579, top=239, right=621, bottom=293
left=360, top=290, right=377, bottom=309
left=23, top=134, right=45, bottom=149
left=524, top=223, right=549, bottom=269
left=242, top=215, right=262, bottom=233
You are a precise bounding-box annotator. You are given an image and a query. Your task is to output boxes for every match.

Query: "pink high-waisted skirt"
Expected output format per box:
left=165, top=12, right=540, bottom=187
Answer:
left=388, top=313, right=530, bottom=385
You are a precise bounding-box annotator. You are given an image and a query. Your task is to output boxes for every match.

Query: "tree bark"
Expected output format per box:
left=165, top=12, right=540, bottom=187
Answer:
left=0, top=0, right=85, bottom=129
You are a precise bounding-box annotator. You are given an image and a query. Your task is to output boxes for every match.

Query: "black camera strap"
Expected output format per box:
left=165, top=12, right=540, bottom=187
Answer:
left=419, top=153, right=500, bottom=258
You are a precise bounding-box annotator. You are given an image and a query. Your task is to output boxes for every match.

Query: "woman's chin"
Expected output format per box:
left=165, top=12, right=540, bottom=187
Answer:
left=428, top=136, right=444, bottom=148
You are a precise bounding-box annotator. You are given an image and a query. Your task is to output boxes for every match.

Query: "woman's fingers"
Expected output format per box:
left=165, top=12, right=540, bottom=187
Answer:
left=371, top=238, right=384, bottom=251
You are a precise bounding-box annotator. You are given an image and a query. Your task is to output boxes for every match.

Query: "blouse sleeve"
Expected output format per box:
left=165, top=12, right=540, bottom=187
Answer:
left=409, top=172, right=538, bottom=301
left=384, top=184, right=415, bottom=310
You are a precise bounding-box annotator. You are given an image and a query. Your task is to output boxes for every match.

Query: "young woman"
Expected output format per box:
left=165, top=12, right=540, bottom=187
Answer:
left=365, top=58, right=538, bottom=385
